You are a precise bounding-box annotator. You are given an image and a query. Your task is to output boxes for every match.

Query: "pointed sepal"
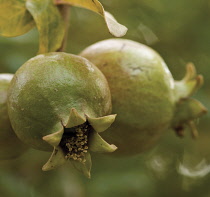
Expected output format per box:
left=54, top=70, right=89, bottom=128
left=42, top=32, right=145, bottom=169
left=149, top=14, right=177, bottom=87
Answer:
left=42, top=128, right=64, bottom=147
left=42, top=147, right=67, bottom=171
left=172, top=98, right=207, bottom=127
left=87, top=114, right=117, bottom=133
left=70, top=151, right=92, bottom=178
left=187, top=121, right=199, bottom=139
left=172, top=98, right=207, bottom=138
left=66, top=108, right=86, bottom=128
left=174, top=63, right=203, bottom=101
left=89, top=130, right=117, bottom=153
left=174, top=121, right=199, bottom=139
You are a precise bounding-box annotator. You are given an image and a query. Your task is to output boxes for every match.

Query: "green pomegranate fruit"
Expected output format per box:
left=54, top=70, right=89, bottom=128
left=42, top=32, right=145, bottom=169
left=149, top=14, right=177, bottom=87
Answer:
left=80, top=38, right=207, bottom=156
left=0, top=73, right=28, bottom=159
left=7, top=52, right=117, bottom=177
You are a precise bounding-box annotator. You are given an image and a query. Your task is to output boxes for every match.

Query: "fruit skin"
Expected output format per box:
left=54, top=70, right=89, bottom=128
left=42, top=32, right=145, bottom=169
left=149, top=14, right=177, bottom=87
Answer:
left=7, top=52, right=111, bottom=150
left=7, top=52, right=117, bottom=177
left=0, top=74, right=28, bottom=159
left=80, top=38, right=207, bottom=156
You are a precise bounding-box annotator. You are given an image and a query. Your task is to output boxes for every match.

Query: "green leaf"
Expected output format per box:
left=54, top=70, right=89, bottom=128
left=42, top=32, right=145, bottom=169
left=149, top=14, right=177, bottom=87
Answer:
left=26, top=0, right=66, bottom=53
left=55, top=0, right=128, bottom=37
left=0, top=0, right=35, bottom=37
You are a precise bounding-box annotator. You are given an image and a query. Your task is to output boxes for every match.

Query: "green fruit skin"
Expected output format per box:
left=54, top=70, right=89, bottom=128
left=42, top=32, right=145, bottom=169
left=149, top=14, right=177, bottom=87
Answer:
left=80, top=39, right=175, bottom=156
left=7, top=52, right=112, bottom=151
left=0, top=74, right=28, bottom=159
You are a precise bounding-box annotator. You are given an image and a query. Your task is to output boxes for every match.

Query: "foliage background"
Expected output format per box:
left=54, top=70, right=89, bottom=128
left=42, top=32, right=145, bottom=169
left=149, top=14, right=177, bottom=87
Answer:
left=0, top=0, right=210, bottom=196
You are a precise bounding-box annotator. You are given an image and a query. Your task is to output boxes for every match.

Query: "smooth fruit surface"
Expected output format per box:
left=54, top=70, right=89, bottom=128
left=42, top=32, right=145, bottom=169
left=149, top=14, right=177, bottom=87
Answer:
left=0, top=73, right=28, bottom=159
left=80, top=39, right=207, bottom=156
left=7, top=52, right=117, bottom=177
left=82, top=39, right=175, bottom=130
left=8, top=53, right=111, bottom=151
left=80, top=39, right=175, bottom=155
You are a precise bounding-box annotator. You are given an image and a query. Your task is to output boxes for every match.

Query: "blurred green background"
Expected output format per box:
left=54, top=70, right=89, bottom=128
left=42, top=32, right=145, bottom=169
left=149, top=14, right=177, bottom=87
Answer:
left=0, top=0, right=210, bottom=196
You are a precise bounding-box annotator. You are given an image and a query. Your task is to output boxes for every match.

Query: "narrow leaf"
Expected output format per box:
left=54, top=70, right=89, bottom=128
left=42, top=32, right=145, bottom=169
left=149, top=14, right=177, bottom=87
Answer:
left=26, top=0, right=65, bottom=53
left=0, top=0, right=35, bottom=37
left=89, top=130, right=117, bottom=153
left=55, top=0, right=128, bottom=37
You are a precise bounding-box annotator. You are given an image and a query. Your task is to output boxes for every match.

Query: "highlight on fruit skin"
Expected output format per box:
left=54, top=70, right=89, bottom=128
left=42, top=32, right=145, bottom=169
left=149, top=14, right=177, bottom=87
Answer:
left=7, top=52, right=117, bottom=178
left=0, top=73, right=28, bottom=160
left=80, top=38, right=207, bottom=156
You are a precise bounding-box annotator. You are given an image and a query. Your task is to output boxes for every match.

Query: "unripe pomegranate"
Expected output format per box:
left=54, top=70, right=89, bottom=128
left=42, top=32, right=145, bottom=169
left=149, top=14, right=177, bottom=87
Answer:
left=80, top=39, right=207, bottom=156
left=7, top=52, right=117, bottom=177
left=0, top=74, right=28, bottom=159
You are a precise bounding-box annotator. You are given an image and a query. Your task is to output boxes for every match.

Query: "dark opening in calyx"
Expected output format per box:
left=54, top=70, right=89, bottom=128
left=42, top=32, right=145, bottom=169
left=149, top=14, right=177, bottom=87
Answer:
left=60, top=122, right=92, bottom=162
left=42, top=109, right=117, bottom=178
